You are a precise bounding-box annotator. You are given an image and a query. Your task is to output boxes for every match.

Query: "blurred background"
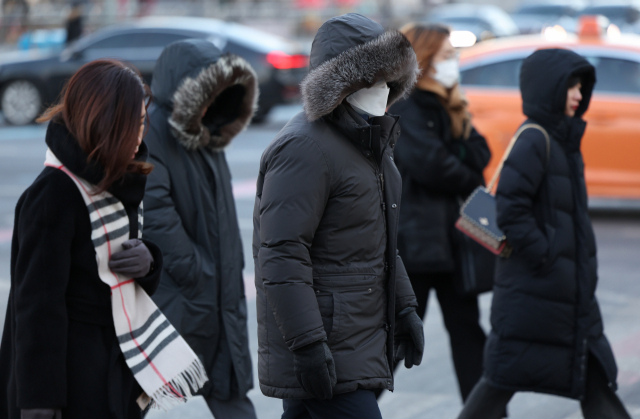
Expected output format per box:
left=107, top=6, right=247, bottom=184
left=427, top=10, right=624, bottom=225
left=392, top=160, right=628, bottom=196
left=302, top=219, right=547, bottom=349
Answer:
left=1, top=0, right=640, bottom=418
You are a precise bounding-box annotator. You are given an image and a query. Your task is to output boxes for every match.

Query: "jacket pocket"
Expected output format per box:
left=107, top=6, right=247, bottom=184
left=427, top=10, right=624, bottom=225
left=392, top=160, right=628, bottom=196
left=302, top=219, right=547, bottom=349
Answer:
left=538, top=223, right=557, bottom=274
left=315, top=292, right=335, bottom=341
left=313, top=274, right=385, bottom=350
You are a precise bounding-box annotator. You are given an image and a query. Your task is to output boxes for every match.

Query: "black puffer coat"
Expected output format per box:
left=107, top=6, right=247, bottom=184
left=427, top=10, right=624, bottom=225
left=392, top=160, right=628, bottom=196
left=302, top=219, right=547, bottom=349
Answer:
left=253, top=14, right=419, bottom=399
left=0, top=121, right=163, bottom=419
left=484, top=49, right=617, bottom=399
left=143, top=40, right=258, bottom=401
left=389, top=89, right=490, bottom=274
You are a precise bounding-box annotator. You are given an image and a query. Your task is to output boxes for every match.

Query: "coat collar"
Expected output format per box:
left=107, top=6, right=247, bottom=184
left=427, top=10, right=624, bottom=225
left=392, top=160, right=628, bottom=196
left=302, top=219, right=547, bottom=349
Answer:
left=45, top=120, right=148, bottom=208
left=325, top=104, right=400, bottom=164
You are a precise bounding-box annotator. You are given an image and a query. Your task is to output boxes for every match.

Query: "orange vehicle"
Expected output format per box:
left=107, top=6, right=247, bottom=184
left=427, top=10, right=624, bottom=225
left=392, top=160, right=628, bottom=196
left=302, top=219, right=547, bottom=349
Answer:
left=459, top=18, right=640, bottom=204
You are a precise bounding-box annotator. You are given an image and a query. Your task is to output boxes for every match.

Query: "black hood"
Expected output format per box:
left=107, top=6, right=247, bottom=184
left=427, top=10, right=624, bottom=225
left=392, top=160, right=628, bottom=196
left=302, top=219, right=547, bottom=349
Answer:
left=45, top=120, right=148, bottom=208
left=520, top=49, right=596, bottom=142
left=301, top=13, right=419, bottom=121
left=151, top=39, right=258, bottom=150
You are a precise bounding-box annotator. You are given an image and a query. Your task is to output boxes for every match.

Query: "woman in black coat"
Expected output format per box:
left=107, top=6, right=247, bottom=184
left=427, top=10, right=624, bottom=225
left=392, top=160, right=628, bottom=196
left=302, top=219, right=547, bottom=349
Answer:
left=388, top=24, right=491, bottom=401
left=457, top=49, right=631, bottom=419
left=0, top=60, right=163, bottom=419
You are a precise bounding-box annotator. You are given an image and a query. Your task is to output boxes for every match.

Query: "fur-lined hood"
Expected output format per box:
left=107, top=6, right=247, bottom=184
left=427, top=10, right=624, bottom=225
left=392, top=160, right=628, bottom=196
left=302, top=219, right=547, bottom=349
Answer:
left=151, top=39, right=258, bottom=150
left=301, top=14, right=419, bottom=121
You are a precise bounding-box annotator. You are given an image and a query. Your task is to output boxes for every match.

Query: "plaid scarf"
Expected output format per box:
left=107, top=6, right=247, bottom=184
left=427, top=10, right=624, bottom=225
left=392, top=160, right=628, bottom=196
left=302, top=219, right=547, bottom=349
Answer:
left=45, top=149, right=208, bottom=411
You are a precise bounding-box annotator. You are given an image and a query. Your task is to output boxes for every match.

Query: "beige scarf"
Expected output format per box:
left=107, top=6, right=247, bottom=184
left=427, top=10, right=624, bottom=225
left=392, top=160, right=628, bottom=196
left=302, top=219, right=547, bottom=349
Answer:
left=417, top=76, right=472, bottom=140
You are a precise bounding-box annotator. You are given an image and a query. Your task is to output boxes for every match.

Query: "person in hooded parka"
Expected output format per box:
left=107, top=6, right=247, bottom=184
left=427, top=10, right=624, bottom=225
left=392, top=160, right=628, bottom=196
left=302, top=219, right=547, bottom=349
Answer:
left=142, top=39, right=258, bottom=418
left=253, top=14, right=424, bottom=418
left=457, top=49, right=632, bottom=419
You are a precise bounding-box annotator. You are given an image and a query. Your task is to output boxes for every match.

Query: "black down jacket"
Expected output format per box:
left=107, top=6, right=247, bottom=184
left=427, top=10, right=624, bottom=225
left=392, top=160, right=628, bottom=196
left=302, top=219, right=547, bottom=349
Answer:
left=143, top=40, right=258, bottom=401
left=389, top=89, right=490, bottom=274
left=484, top=49, right=617, bottom=399
left=253, top=14, right=419, bottom=399
left=0, top=121, right=163, bottom=419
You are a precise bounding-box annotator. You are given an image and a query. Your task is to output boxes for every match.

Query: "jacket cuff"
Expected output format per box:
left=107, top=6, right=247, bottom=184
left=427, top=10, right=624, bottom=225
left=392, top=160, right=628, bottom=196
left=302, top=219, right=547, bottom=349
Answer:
left=137, top=240, right=163, bottom=296
left=286, top=326, right=327, bottom=352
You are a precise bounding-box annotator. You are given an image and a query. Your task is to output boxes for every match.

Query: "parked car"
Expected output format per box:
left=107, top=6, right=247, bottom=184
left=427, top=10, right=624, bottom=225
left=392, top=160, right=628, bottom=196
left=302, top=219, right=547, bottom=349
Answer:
left=425, top=4, right=520, bottom=43
left=511, top=0, right=586, bottom=34
left=458, top=17, right=640, bottom=202
left=579, top=2, right=640, bottom=33
left=0, top=16, right=309, bottom=125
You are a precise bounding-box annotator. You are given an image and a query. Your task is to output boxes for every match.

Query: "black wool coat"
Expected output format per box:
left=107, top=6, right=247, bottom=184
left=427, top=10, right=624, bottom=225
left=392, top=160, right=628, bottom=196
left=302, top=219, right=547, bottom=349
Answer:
left=485, top=48, right=617, bottom=399
left=389, top=89, right=491, bottom=274
left=0, top=121, right=163, bottom=419
left=143, top=40, right=258, bottom=401
left=253, top=14, right=419, bottom=399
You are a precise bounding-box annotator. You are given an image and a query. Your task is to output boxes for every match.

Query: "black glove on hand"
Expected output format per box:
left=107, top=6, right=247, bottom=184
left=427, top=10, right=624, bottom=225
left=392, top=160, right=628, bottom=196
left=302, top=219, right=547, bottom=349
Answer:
left=394, top=307, right=425, bottom=369
left=21, top=409, right=61, bottom=419
left=293, top=340, right=337, bottom=400
left=108, top=239, right=154, bottom=279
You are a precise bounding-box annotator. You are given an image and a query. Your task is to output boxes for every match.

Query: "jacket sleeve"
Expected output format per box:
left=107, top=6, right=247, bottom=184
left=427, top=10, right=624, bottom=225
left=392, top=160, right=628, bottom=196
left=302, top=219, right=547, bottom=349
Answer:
left=394, top=252, right=418, bottom=315
left=450, top=127, right=492, bottom=176
left=257, top=135, right=330, bottom=352
left=495, top=129, right=549, bottom=267
left=395, top=108, right=485, bottom=197
left=143, top=149, right=214, bottom=288
left=13, top=172, right=76, bottom=408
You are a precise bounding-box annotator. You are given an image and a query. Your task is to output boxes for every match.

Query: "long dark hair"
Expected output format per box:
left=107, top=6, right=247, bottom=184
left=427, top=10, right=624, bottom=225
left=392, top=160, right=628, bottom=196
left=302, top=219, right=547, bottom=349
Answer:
left=38, top=59, right=152, bottom=192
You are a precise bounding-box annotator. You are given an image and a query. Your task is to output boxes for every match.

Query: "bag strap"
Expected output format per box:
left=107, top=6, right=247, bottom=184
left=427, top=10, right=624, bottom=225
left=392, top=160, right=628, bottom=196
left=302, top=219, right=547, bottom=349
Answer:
left=486, top=123, right=550, bottom=193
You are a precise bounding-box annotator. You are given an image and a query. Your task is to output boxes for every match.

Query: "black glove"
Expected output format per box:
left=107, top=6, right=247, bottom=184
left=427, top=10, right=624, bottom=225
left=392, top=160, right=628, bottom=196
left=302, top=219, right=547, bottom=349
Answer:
left=394, top=307, right=425, bottom=369
left=292, top=340, right=337, bottom=400
left=21, top=409, right=61, bottom=419
left=109, top=239, right=154, bottom=279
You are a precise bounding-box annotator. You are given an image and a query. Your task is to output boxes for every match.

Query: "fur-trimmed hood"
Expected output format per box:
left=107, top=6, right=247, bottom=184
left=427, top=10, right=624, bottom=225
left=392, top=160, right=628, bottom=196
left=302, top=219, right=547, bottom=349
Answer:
left=151, top=39, right=258, bottom=150
left=301, top=14, right=419, bottom=121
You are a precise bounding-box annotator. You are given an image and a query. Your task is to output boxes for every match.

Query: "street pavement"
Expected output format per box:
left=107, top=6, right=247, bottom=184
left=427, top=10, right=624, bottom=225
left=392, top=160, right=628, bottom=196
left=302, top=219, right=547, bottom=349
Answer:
left=0, top=107, right=639, bottom=419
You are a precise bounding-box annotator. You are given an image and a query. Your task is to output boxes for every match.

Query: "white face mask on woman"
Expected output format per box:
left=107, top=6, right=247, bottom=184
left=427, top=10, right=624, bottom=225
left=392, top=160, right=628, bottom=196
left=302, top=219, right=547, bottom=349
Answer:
left=346, top=80, right=390, bottom=117
left=433, top=58, right=460, bottom=88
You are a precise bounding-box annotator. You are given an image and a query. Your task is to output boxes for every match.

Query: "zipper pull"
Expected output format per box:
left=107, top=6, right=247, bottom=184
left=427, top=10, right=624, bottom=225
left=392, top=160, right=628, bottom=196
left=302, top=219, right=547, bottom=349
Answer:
left=379, top=173, right=384, bottom=192
left=382, top=202, right=386, bottom=211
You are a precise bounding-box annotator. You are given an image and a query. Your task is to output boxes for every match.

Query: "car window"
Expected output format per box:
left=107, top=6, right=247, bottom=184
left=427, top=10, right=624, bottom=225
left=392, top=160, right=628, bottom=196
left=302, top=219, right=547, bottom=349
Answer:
left=87, top=32, right=189, bottom=49
left=586, top=56, right=640, bottom=94
left=460, top=59, right=523, bottom=87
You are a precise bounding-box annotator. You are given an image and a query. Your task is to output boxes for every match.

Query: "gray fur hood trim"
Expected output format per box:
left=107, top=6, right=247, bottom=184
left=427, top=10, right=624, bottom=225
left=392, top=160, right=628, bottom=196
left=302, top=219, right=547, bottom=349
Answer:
left=301, top=30, right=419, bottom=121
left=169, top=54, right=258, bottom=150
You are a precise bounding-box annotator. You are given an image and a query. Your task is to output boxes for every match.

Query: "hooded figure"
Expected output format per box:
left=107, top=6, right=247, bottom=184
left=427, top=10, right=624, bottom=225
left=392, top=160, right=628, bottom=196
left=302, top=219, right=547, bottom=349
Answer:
left=456, top=49, right=631, bottom=419
left=253, top=14, right=423, bottom=418
left=142, top=39, right=258, bottom=418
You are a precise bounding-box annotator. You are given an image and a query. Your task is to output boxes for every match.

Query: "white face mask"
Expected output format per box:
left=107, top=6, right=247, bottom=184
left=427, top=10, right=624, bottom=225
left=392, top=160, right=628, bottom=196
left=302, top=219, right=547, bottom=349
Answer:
left=346, top=80, right=390, bottom=117
left=433, top=59, right=460, bottom=88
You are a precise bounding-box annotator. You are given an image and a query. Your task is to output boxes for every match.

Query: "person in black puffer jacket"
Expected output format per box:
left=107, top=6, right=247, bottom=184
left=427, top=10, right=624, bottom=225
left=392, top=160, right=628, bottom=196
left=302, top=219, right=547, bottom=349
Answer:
left=253, top=13, right=423, bottom=418
left=388, top=24, right=491, bottom=402
left=457, top=49, right=631, bottom=419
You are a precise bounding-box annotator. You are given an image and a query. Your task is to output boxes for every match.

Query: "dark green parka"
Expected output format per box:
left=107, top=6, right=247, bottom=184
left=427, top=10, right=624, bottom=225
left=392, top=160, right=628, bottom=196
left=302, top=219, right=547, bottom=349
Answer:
left=142, top=40, right=258, bottom=401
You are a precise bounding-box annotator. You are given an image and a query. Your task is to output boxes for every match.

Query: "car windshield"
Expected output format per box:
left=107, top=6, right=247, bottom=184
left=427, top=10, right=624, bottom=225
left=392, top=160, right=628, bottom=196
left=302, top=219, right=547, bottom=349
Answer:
left=580, top=6, right=640, bottom=24
left=515, top=5, right=579, bottom=17
left=438, top=17, right=493, bottom=31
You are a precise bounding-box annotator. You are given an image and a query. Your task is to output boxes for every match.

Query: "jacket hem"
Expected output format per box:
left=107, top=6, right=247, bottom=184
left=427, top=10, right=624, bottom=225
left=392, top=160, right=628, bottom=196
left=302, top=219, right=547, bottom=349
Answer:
left=259, top=378, right=392, bottom=400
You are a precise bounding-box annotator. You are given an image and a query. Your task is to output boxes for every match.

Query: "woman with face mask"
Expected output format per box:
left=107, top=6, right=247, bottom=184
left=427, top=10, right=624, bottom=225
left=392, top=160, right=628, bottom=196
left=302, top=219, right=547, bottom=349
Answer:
left=387, top=23, right=491, bottom=403
left=456, top=48, right=632, bottom=419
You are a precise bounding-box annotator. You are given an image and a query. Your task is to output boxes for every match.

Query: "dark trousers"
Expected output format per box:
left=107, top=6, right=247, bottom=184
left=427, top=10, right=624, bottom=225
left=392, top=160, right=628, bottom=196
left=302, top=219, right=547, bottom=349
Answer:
left=457, top=355, right=632, bottom=419
left=282, top=390, right=382, bottom=419
left=408, top=271, right=487, bottom=401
